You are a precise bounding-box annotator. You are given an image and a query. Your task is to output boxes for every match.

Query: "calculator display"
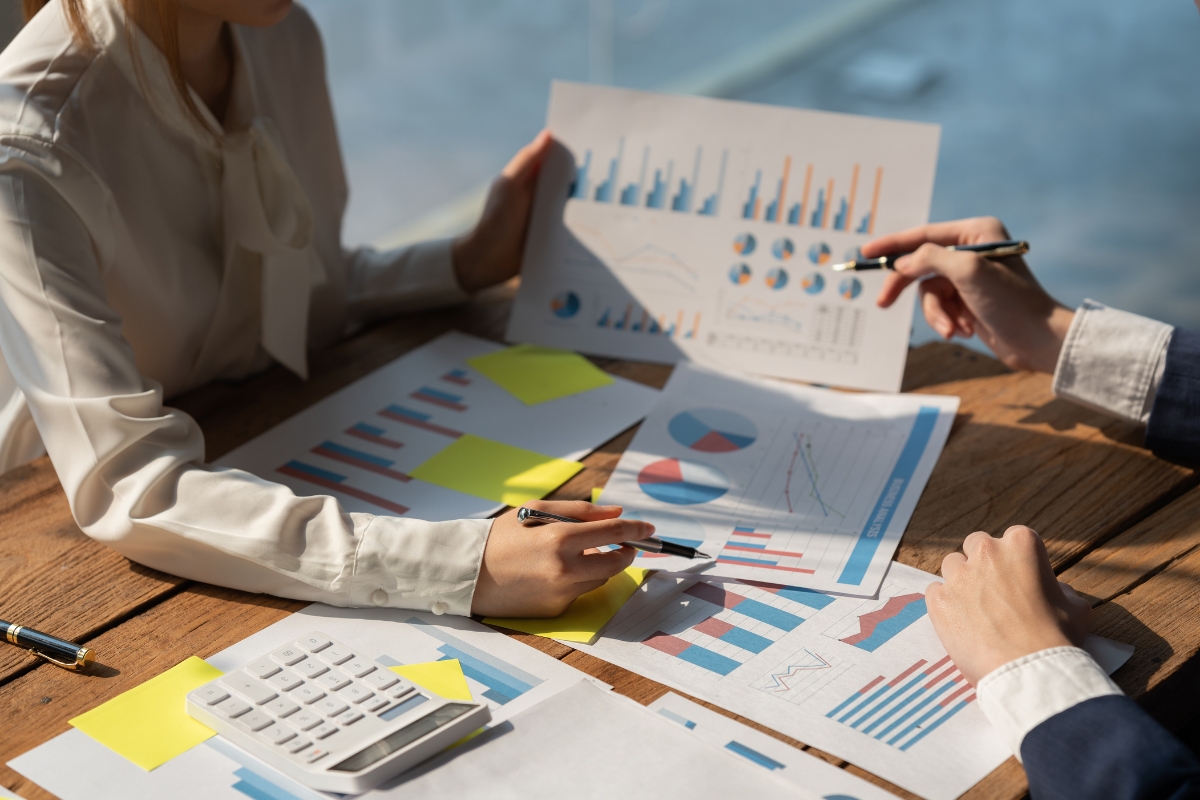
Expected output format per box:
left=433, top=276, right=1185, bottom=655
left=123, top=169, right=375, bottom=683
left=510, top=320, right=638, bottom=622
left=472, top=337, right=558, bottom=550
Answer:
left=330, top=703, right=476, bottom=772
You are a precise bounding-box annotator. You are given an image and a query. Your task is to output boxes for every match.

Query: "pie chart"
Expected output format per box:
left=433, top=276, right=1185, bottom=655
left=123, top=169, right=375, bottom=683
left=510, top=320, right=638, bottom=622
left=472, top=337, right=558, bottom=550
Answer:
left=729, top=263, right=752, bottom=285
left=839, top=277, right=863, bottom=300
left=668, top=408, right=758, bottom=453
left=765, top=267, right=788, bottom=290
left=550, top=290, right=581, bottom=318
left=638, top=458, right=730, bottom=505
left=733, top=232, right=756, bottom=255
left=801, top=272, right=825, bottom=295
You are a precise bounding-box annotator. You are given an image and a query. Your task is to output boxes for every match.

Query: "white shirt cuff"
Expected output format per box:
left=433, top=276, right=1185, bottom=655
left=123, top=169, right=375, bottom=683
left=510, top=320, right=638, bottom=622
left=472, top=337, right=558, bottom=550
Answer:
left=349, top=515, right=492, bottom=616
left=1052, top=299, right=1173, bottom=424
left=976, top=646, right=1121, bottom=760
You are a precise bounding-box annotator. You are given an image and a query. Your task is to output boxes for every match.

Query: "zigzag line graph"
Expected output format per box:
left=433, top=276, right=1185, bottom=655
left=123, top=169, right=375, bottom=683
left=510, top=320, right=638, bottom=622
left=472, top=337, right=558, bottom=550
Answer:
left=764, top=649, right=832, bottom=692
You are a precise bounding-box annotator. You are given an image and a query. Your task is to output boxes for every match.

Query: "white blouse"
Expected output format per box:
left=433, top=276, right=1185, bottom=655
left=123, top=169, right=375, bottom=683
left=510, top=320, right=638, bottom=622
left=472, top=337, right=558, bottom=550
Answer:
left=0, top=0, right=492, bottom=616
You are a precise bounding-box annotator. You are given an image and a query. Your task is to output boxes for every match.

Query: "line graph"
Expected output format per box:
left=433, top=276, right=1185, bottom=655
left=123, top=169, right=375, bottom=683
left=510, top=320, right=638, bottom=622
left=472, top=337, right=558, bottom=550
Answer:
left=822, top=590, right=929, bottom=652
left=569, top=223, right=701, bottom=292
left=762, top=649, right=832, bottom=692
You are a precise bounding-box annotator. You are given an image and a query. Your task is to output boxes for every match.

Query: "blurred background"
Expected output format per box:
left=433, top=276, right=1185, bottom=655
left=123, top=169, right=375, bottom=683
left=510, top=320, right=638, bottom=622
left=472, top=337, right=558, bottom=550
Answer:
left=3, top=0, right=1198, bottom=347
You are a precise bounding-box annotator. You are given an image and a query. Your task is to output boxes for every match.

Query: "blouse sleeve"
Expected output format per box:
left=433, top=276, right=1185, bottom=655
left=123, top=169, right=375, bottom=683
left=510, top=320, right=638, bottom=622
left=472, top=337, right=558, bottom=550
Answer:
left=341, top=238, right=470, bottom=327
left=0, top=155, right=490, bottom=616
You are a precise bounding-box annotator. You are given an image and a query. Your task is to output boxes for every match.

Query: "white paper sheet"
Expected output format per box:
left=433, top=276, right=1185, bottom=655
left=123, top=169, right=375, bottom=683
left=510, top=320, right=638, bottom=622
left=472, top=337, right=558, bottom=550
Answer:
left=383, top=681, right=812, bottom=799
left=215, top=331, right=658, bottom=520
left=0, top=786, right=28, bottom=800
left=596, top=361, right=958, bottom=597
left=648, top=692, right=900, bottom=800
left=575, top=563, right=1133, bottom=800
left=9, top=605, right=598, bottom=800
left=508, top=81, right=940, bottom=392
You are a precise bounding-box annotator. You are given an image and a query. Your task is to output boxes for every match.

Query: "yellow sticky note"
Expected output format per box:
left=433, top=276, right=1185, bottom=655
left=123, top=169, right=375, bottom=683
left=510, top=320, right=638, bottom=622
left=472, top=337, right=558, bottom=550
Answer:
left=410, top=434, right=582, bottom=506
left=591, top=487, right=603, bottom=504
left=69, top=656, right=222, bottom=771
left=390, top=659, right=472, bottom=701
left=484, top=567, right=651, bottom=644
left=467, top=344, right=614, bottom=405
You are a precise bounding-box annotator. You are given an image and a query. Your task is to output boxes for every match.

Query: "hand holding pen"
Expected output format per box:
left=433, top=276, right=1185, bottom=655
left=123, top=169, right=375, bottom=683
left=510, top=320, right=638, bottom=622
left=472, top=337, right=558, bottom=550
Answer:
left=517, top=506, right=711, bottom=559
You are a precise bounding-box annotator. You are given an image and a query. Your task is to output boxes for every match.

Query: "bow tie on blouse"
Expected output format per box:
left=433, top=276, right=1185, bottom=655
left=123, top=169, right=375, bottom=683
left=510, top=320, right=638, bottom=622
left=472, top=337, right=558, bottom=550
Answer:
left=221, top=119, right=326, bottom=379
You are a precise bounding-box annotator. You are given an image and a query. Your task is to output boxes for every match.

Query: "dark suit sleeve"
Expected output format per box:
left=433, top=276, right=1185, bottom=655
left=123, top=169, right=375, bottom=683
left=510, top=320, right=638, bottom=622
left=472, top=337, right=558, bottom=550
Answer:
left=1021, top=695, right=1200, bottom=800
left=1145, top=328, right=1200, bottom=466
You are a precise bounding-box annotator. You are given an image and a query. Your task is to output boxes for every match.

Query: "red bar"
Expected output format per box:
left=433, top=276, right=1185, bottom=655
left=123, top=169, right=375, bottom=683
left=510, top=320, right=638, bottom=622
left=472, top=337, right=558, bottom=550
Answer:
left=715, top=559, right=816, bottom=575
left=723, top=544, right=805, bottom=558
left=441, top=374, right=471, bottom=386
left=886, top=660, right=928, bottom=687
left=939, top=683, right=974, bottom=707
left=730, top=530, right=771, bottom=539
left=694, top=617, right=736, bottom=638
left=923, top=655, right=952, bottom=675
left=924, top=665, right=958, bottom=689
left=684, top=582, right=746, bottom=610
left=642, top=631, right=692, bottom=657
left=735, top=579, right=788, bottom=593
left=278, top=465, right=409, bottom=516
left=857, top=675, right=885, bottom=695
left=345, top=427, right=403, bottom=449
left=411, top=390, right=468, bottom=411
left=379, top=408, right=463, bottom=438
left=312, top=446, right=412, bottom=483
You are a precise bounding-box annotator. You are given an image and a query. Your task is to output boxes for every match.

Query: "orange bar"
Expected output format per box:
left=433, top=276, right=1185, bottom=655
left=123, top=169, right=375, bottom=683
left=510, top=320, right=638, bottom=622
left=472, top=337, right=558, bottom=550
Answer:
left=691, top=312, right=702, bottom=338
left=844, top=164, right=860, bottom=231
left=821, top=179, right=834, bottom=228
left=799, top=164, right=813, bottom=225
left=868, top=167, right=883, bottom=235
left=777, top=156, right=792, bottom=224
left=675, top=310, right=684, bottom=337
left=639, top=308, right=649, bottom=331
left=754, top=197, right=761, bottom=220
left=621, top=304, right=632, bottom=329
left=658, top=314, right=666, bottom=335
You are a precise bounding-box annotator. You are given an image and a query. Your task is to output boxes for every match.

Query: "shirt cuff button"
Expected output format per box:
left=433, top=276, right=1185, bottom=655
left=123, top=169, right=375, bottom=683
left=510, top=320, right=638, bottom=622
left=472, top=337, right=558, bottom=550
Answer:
left=370, top=589, right=388, bottom=606
left=430, top=601, right=448, bottom=615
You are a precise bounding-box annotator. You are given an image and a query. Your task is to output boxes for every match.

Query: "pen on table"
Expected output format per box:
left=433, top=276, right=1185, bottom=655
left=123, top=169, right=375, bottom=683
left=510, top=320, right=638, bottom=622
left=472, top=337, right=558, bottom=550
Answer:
left=1, top=619, right=94, bottom=670
left=516, top=507, right=712, bottom=560
left=830, top=239, right=1030, bottom=271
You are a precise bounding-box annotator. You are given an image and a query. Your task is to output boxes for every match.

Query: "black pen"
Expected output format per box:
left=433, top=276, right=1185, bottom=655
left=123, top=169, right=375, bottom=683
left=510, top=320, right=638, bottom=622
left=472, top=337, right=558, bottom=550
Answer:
left=516, top=507, right=712, bottom=559
left=831, top=239, right=1030, bottom=271
left=2, top=619, right=94, bottom=670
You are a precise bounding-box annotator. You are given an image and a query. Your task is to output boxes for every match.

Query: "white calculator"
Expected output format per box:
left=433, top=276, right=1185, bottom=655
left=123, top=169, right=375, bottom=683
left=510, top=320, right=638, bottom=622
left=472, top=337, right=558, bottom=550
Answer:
left=186, top=631, right=491, bottom=793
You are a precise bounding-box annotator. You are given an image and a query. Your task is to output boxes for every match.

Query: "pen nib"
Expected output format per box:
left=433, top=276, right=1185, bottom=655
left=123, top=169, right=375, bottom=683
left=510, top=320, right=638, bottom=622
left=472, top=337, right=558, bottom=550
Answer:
left=696, top=551, right=712, bottom=559
left=829, top=262, right=853, bottom=272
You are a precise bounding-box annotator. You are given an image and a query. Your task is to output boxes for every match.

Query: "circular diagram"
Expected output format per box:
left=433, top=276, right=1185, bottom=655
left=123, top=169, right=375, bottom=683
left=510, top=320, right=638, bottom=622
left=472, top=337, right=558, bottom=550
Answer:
left=801, top=272, right=825, bottom=295
left=733, top=233, right=756, bottom=255
left=808, top=242, right=832, bottom=265
left=839, top=277, right=863, bottom=300
left=638, top=458, right=730, bottom=505
left=771, top=238, right=795, bottom=260
left=669, top=408, right=758, bottom=453
left=622, top=509, right=707, bottom=559
left=728, top=263, right=752, bottom=286
left=766, top=267, right=789, bottom=290
left=550, top=290, right=581, bottom=319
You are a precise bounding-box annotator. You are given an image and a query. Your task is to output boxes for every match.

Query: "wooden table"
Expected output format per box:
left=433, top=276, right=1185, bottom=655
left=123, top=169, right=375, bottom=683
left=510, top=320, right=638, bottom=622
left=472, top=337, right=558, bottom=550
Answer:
left=1, top=282, right=1197, bottom=800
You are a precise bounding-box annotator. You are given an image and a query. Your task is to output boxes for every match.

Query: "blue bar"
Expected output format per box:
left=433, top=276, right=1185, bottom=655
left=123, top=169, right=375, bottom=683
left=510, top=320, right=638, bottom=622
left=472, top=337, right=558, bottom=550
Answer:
left=849, top=673, right=927, bottom=729
left=570, top=151, right=591, bottom=199
left=742, top=170, right=761, bottom=219
left=385, top=404, right=430, bottom=421
left=827, top=689, right=869, bottom=719
left=656, top=708, right=697, bottom=729
left=810, top=189, right=825, bottom=227
left=728, top=541, right=767, bottom=550
left=676, top=645, right=740, bottom=676
left=352, top=422, right=387, bottom=436
left=833, top=197, right=848, bottom=230
left=774, top=586, right=836, bottom=610
left=718, top=627, right=773, bottom=654
left=438, top=646, right=530, bottom=703
left=787, top=203, right=801, bottom=225
left=889, top=696, right=962, bottom=747
left=318, top=441, right=393, bottom=468
left=284, top=461, right=345, bottom=483
left=864, top=686, right=927, bottom=735
left=232, top=782, right=278, bottom=800
left=415, top=386, right=463, bottom=404
left=406, top=616, right=544, bottom=689
left=851, top=598, right=929, bottom=652
left=875, top=680, right=957, bottom=739
left=835, top=683, right=892, bottom=722
left=837, top=407, right=940, bottom=585
left=380, top=693, right=429, bottom=720
left=232, top=769, right=304, bottom=800
left=725, top=741, right=785, bottom=770
left=718, top=554, right=778, bottom=566
left=899, top=701, right=970, bottom=751
left=731, top=599, right=803, bottom=631
left=857, top=212, right=871, bottom=233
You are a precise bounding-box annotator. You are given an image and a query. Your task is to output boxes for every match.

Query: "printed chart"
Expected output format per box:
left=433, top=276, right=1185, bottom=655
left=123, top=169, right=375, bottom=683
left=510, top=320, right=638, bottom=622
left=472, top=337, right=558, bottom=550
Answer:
left=579, top=563, right=1010, bottom=800
left=509, top=81, right=941, bottom=391
left=599, top=362, right=958, bottom=596
left=216, top=332, right=657, bottom=521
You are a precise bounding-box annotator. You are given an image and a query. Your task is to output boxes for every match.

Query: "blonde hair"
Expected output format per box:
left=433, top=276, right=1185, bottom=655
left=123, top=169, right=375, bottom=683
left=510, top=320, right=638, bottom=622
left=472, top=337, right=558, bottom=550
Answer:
left=23, top=0, right=209, bottom=130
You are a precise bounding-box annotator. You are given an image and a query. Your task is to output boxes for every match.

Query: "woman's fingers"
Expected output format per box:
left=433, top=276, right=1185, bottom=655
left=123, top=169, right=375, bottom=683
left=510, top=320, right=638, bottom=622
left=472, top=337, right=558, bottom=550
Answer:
left=559, top=517, right=655, bottom=552
left=521, top=499, right=622, bottom=522
left=501, top=129, right=553, bottom=182
left=861, top=217, right=1011, bottom=259
left=874, top=269, right=917, bottom=309
left=921, top=282, right=958, bottom=339
left=567, top=546, right=638, bottom=582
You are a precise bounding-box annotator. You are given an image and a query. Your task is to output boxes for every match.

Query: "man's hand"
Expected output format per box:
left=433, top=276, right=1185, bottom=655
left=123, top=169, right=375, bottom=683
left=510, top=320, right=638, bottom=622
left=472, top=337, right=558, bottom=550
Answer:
left=926, top=525, right=1093, bottom=686
left=866, top=216, right=1075, bottom=373
left=470, top=500, right=649, bottom=618
left=452, top=130, right=553, bottom=294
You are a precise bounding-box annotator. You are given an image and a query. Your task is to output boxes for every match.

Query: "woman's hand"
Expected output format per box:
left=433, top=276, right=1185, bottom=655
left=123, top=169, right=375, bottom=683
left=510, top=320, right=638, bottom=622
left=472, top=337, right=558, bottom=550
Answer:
left=926, top=525, right=1093, bottom=686
left=470, top=500, right=650, bottom=618
left=452, top=130, right=553, bottom=294
left=867, top=216, right=1075, bottom=373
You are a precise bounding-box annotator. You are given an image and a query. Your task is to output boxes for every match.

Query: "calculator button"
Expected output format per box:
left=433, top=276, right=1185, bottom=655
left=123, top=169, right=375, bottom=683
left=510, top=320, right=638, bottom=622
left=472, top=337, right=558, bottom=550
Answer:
left=288, top=710, right=322, bottom=731
left=237, top=711, right=274, bottom=732
left=265, top=697, right=299, bottom=718
left=363, top=695, right=390, bottom=712
left=335, top=710, right=363, bottom=726
left=341, top=684, right=374, bottom=704
left=259, top=724, right=295, bottom=745
left=272, top=645, right=306, bottom=666
left=310, top=723, right=338, bottom=741
left=319, top=646, right=353, bottom=665
left=285, top=738, right=311, bottom=754
left=301, top=746, right=330, bottom=763
left=341, top=658, right=376, bottom=678
left=297, top=633, right=332, bottom=653
left=268, top=672, right=304, bottom=692
left=316, top=672, right=351, bottom=691
left=387, top=680, right=416, bottom=699
left=292, top=658, right=329, bottom=679
left=315, top=697, right=349, bottom=717
left=293, top=685, right=326, bottom=705
left=194, top=685, right=230, bottom=705
left=215, top=697, right=251, bottom=718
left=221, top=673, right=278, bottom=705
left=246, top=658, right=281, bottom=679
left=363, top=671, right=398, bottom=691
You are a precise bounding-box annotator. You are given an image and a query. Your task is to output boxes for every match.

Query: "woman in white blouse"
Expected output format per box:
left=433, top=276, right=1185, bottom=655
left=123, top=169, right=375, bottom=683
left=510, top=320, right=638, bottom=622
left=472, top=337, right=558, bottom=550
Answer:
left=0, top=0, right=648, bottom=618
